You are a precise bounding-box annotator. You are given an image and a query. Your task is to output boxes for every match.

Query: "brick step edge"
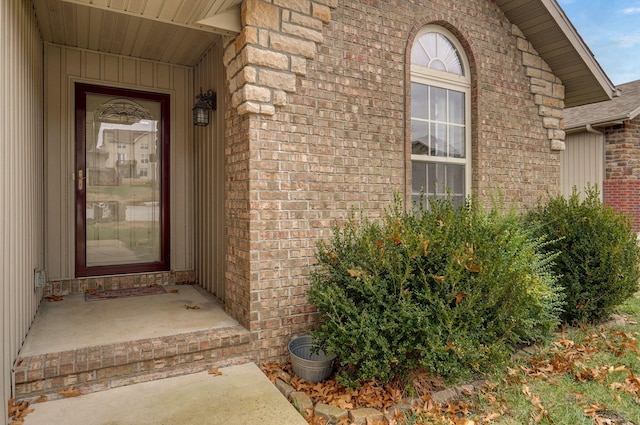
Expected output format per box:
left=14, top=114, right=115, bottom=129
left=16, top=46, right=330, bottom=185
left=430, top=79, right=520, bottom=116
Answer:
left=13, top=325, right=256, bottom=403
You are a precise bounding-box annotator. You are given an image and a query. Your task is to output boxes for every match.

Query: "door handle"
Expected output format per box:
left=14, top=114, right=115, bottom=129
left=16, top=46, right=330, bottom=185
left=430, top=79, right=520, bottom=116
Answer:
left=78, top=169, right=87, bottom=191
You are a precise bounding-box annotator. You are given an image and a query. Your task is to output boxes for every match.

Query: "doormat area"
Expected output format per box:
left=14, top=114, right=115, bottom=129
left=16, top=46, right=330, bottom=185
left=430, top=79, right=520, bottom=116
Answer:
left=85, top=285, right=167, bottom=302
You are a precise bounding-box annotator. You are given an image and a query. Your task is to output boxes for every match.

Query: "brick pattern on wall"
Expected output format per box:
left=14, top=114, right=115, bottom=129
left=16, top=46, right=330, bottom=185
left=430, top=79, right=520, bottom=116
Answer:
left=223, top=0, right=567, bottom=362
left=14, top=325, right=254, bottom=402
left=604, top=180, right=640, bottom=232
left=603, top=117, right=640, bottom=232
left=222, top=106, right=253, bottom=329
left=46, top=270, right=196, bottom=296
left=605, top=119, right=640, bottom=180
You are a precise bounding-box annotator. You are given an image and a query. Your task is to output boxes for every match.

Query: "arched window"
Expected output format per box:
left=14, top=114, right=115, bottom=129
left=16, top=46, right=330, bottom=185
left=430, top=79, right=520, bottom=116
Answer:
left=410, top=26, right=470, bottom=207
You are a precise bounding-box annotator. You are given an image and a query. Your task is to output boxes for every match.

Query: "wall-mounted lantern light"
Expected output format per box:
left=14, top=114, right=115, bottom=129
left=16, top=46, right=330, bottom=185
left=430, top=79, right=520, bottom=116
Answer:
left=193, top=89, right=217, bottom=126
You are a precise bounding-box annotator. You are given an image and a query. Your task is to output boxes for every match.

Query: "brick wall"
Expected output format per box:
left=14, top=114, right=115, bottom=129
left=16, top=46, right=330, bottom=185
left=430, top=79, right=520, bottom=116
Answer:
left=223, top=0, right=566, bottom=361
left=605, top=118, right=640, bottom=180
left=603, top=117, right=640, bottom=232
left=603, top=180, right=640, bottom=232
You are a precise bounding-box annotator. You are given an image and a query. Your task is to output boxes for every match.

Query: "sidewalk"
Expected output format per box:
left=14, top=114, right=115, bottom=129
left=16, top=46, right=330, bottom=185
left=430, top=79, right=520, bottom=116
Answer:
left=21, top=363, right=307, bottom=425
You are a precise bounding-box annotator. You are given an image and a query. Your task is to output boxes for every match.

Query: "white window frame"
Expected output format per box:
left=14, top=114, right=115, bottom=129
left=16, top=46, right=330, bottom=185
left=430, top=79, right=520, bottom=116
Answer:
left=410, top=25, right=471, bottom=204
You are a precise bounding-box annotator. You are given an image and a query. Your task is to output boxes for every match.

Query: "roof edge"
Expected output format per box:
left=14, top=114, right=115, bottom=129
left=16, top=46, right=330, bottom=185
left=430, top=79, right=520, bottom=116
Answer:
left=565, top=106, right=640, bottom=131
left=565, top=119, right=626, bottom=132
left=629, top=106, right=640, bottom=122
left=541, top=0, right=617, bottom=101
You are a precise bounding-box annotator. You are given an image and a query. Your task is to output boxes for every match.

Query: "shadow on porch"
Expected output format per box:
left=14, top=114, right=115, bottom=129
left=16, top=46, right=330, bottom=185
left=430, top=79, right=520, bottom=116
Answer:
left=13, top=284, right=256, bottom=403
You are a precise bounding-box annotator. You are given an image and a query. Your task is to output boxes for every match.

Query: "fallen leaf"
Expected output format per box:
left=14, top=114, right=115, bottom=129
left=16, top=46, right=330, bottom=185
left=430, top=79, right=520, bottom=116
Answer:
left=303, top=407, right=313, bottom=419
left=594, top=417, right=615, bottom=425
left=59, top=385, right=81, bottom=398
left=208, top=368, right=222, bottom=376
left=8, top=398, right=34, bottom=424
left=45, top=295, right=64, bottom=302
left=483, top=412, right=501, bottom=421
left=185, top=304, right=201, bottom=310
left=583, top=403, right=606, bottom=416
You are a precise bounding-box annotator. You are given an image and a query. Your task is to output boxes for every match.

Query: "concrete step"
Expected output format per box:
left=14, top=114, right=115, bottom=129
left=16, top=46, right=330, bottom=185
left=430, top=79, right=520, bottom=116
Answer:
left=13, top=325, right=255, bottom=403
left=21, top=363, right=308, bottom=425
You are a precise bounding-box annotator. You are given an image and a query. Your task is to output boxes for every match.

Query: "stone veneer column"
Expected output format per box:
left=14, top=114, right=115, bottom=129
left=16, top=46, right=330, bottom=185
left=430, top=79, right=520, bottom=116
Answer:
left=512, top=25, right=566, bottom=151
left=223, top=0, right=336, bottom=116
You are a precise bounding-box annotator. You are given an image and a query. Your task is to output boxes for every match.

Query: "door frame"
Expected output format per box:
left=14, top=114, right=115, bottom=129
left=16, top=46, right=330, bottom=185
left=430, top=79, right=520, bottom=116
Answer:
left=74, top=83, right=171, bottom=277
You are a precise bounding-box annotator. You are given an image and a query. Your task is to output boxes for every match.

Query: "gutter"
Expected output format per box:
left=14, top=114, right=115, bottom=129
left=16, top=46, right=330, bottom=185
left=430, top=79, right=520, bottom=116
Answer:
left=565, top=120, right=626, bottom=134
left=585, top=124, right=603, bottom=135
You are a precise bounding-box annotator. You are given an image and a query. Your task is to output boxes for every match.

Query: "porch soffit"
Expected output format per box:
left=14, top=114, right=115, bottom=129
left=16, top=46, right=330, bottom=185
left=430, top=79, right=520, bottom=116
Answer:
left=32, top=0, right=242, bottom=66
left=33, top=0, right=616, bottom=106
left=495, top=0, right=618, bottom=107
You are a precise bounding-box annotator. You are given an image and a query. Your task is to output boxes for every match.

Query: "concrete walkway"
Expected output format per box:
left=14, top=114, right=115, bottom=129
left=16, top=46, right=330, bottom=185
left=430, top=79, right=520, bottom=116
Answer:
left=22, top=363, right=307, bottom=425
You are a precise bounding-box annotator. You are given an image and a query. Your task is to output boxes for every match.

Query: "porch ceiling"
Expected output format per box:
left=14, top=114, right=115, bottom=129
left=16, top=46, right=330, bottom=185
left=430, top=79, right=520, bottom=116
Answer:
left=32, top=0, right=242, bottom=66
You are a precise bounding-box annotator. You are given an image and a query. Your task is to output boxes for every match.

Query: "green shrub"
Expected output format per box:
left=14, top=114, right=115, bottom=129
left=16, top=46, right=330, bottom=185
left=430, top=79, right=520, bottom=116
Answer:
left=308, top=197, right=562, bottom=385
left=525, top=187, right=640, bottom=324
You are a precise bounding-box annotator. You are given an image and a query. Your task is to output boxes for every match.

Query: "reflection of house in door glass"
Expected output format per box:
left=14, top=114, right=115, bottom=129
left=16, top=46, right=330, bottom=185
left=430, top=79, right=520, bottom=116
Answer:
left=85, top=95, right=162, bottom=268
left=95, top=122, right=157, bottom=179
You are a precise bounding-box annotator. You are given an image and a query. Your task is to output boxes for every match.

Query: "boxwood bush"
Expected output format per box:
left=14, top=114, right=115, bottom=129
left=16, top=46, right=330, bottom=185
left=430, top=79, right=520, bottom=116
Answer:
left=525, top=188, right=640, bottom=324
left=308, top=197, right=562, bottom=385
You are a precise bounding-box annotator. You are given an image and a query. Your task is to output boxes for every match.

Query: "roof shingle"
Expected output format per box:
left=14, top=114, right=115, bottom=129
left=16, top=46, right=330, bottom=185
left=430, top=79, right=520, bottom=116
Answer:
left=564, top=79, right=640, bottom=130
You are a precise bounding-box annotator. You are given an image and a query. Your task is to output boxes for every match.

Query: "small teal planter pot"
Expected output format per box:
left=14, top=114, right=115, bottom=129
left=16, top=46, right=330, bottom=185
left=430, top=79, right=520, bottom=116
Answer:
left=288, top=335, right=336, bottom=382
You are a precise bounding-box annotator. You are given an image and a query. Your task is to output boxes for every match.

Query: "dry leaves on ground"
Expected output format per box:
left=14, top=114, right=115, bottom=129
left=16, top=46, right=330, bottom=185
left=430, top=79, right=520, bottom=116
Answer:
left=261, top=362, right=490, bottom=425
left=263, top=323, right=640, bottom=424
left=8, top=398, right=33, bottom=424
left=493, top=325, right=640, bottom=424
left=262, top=362, right=406, bottom=413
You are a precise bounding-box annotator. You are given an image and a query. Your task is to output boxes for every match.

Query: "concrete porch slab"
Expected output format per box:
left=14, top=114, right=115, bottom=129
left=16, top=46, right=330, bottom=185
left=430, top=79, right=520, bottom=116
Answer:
left=14, top=284, right=257, bottom=402
left=22, top=363, right=307, bottom=425
left=21, top=284, right=237, bottom=356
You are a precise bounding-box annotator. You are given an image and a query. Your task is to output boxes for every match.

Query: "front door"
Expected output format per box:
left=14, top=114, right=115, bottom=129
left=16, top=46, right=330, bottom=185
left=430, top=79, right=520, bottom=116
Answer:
left=75, top=83, right=170, bottom=277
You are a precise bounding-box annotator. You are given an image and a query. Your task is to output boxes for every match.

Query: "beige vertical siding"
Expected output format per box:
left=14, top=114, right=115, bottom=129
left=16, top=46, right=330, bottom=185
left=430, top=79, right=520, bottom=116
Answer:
left=193, top=41, right=226, bottom=301
left=44, top=44, right=194, bottom=279
left=561, top=131, right=604, bottom=200
left=1, top=1, right=45, bottom=423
